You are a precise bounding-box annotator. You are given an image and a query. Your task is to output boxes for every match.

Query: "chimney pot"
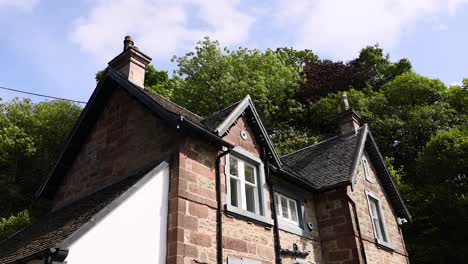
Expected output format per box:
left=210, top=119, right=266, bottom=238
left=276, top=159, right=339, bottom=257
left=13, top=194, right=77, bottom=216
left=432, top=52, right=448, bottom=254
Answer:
left=123, top=36, right=134, bottom=50
left=340, top=92, right=350, bottom=112
left=338, top=93, right=362, bottom=134
left=108, top=36, right=152, bottom=87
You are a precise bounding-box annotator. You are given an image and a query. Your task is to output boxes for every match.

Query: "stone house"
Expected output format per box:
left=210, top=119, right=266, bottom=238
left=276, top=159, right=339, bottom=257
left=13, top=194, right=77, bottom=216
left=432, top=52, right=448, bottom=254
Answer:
left=0, top=37, right=411, bottom=264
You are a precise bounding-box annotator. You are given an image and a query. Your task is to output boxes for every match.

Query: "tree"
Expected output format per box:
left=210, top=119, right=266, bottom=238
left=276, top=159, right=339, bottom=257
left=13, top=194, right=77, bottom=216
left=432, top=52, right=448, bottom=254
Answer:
left=0, top=99, right=82, bottom=218
left=404, top=127, right=468, bottom=264
left=300, top=45, right=412, bottom=102
left=0, top=210, right=30, bottom=241
left=170, top=37, right=314, bottom=137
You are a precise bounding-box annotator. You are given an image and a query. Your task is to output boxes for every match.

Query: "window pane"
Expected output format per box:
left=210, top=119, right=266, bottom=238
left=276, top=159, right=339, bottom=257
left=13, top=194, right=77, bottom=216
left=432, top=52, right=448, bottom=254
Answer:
left=378, top=215, right=388, bottom=242
left=275, top=194, right=280, bottom=216
left=370, top=199, right=378, bottom=218
left=373, top=218, right=383, bottom=240
left=369, top=197, right=388, bottom=242
left=289, top=200, right=298, bottom=223
left=230, top=178, right=239, bottom=207
left=244, top=165, right=255, bottom=184
left=245, top=185, right=256, bottom=213
left=281, top=197, right=289, bottom=218
left=229, top=158, right=238, bottom=176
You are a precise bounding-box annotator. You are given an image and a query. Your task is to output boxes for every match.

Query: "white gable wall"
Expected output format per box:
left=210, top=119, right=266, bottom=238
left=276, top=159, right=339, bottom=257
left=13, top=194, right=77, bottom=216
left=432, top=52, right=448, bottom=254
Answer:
left=64, top=164, right=169, bottom=264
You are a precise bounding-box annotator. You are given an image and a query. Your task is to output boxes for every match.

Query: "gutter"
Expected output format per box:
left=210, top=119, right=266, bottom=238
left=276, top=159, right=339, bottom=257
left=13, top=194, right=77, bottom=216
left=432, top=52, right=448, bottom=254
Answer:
left=346, top=194, right=367, bottom=264
left=215, top=147, right=233, bottom=264
left=178, top=116, right=234, bottom=149
left=264, top=150, right=282, bottom=264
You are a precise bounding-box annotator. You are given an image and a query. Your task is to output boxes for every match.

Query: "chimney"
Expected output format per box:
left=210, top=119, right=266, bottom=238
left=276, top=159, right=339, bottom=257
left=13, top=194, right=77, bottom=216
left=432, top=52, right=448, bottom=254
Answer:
left=108, top=36, right=152, bottom=87
left=338, top=93, right=362, bottom=134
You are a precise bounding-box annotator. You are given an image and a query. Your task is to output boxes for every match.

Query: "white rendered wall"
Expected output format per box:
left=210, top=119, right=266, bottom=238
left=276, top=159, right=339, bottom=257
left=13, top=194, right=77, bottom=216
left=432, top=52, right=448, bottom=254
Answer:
left=65, top=165, right=169, bottom=264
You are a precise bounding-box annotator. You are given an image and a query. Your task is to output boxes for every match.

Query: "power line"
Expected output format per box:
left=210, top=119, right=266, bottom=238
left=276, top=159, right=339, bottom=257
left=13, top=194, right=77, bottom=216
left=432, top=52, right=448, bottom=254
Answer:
left=0, top=86, right=88, bottom=104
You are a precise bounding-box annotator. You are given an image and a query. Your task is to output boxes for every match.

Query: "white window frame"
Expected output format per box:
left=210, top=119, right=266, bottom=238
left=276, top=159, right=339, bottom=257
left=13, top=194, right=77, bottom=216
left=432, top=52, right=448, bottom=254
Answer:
left=227, top=155, right=259, bottom=214
left=365, top=190, right=393, bottom=250
left=275, top=193, right=300, bottom=226
left=224, top=147, right=272, bottom=225
left=362, top=155, right=374, bottom=183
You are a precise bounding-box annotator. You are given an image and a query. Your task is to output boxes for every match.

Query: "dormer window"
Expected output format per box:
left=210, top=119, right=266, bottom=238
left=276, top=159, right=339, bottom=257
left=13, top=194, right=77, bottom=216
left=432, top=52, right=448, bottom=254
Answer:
left=228, top=156, right=259, bottom=214
left=275, top=193, right=299, bottom=226
left=225, top=147, right=272, bottom=225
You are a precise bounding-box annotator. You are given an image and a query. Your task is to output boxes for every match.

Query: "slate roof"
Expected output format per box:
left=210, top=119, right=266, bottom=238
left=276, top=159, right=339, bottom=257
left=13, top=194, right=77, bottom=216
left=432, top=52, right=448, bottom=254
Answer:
left=281, top=126, right=366, bottom=190
left=202, top=101, right=241, bottom=131
left=0, top=165, right=156, bottom=264
left=141, top=88, right=203, bottom=126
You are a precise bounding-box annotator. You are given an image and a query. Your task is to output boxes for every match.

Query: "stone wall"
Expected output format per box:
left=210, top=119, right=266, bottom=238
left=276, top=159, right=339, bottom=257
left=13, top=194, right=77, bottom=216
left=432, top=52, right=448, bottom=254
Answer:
left=168, top=114, right=324, bottom=264
left=277, top=184, right=323, bottom=264
left=52, top=88, right=178, bottom=209
left=348, top=151, right=409, bottom=264
left=316, top=188, right=362, bottom=264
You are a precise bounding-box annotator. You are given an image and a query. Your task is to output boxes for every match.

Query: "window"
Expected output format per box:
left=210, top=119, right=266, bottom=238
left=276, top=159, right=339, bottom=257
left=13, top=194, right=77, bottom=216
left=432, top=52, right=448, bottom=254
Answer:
left=362, top=155, right=374, bottom=183
left=225, top=147, right=272, bottom=225
left=228, top=156, right=259, bottom=214
left=275, top=193, right=299, bottom=226
left=227, top=155, right=262, bottom=214
left=366, top=191, right=392, bottom=249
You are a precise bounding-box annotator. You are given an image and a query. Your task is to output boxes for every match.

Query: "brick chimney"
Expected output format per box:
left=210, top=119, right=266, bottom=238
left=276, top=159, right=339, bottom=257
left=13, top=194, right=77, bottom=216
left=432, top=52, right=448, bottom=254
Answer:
left=338, top=93, right=362, bottom=134
left=108, top=36, right=152, bottom=87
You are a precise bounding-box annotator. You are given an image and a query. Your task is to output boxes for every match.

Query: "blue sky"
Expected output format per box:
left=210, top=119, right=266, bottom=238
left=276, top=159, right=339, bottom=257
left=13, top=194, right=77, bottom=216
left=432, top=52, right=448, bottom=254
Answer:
left=1, top=0, right=467, bottom=104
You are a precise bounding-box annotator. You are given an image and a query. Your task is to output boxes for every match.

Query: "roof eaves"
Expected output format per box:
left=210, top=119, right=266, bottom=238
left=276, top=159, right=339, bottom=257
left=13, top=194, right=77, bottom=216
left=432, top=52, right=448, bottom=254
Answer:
left=35, top=68, right=112, bottom=198
left=246, top=96, right=282, bottom=167
left=349, top=124, right=369, bottom=189
left=213, top=95, right=281, bottom=167
left=366, top=129, right=412, bottom=222
left=214, top=95, right=251, bottom=136
left=271, top=165, right=318, bottom=192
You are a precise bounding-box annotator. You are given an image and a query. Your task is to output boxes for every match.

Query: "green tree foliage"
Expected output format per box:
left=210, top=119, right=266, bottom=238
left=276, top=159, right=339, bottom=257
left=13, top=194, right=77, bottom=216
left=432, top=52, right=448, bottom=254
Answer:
left=0, top=99, right=82, bottom=218
left=0, top=210, right=31, bottom=241
left=405, top=127, right=468, bottom=263
left=170, top=38, right=314, bottom=134
left=1, top=38, right=466, bottom=263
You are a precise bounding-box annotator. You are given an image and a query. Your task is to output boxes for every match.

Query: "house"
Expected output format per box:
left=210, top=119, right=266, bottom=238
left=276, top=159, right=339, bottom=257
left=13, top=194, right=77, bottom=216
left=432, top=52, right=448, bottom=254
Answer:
left=0, top=36, right=411, bottom=264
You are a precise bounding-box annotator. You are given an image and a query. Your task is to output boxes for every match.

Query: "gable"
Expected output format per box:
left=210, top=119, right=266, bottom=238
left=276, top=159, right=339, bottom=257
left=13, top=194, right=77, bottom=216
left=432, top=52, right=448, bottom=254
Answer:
left=37, top=68, right=233, bottom=202
left=223, top=115, right=262, bottom=158
left=50, top=87, right=177, bottom=209
left=350, top=153, right=408, bottom=253
left=280, top=125, right=411, bottom=221
left=204, top=95, right=281, bottom=167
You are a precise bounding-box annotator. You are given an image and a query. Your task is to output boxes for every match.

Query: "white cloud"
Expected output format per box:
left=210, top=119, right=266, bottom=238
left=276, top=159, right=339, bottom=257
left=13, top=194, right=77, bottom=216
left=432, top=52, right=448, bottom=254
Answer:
left=274, top=0, right=468, bottom=60
left=449, top=80, right=463, bottom=86
left=70, top=0, right=254, bottom=62
left=448, top=0, right=468, bottom=14
left=0, top=0, right=39, bottom=12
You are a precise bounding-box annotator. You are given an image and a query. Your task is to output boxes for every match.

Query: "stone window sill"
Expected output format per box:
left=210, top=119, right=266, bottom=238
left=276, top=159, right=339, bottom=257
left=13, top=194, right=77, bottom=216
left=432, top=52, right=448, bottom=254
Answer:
left=375, top=238, right=395, bottom=252
left=225, top=204, right=273, bottom=226
left=278, top=220, right=311, bottom=238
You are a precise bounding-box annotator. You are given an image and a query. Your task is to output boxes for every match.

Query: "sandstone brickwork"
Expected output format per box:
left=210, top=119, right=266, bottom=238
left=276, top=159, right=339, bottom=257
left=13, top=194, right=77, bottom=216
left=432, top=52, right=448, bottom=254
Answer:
left=348, top=152, right=409, bottom=264
left=52, top=88, right=178, bottom=209
left=50, top=88, right=409, bottom=264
